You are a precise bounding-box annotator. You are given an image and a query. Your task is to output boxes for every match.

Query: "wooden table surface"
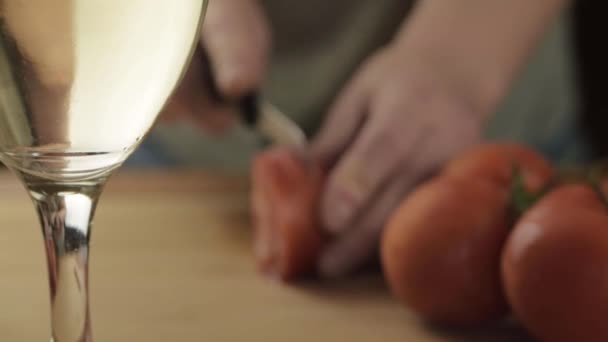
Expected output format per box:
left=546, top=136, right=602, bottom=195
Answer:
left=0, top=170, right=531, bottom=341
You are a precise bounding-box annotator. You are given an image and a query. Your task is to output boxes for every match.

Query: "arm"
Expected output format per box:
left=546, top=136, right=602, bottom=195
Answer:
left=394, top=0, right=571, bottom=114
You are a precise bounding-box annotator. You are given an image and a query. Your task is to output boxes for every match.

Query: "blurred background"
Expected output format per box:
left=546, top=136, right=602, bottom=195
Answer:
left=126, top=1, right=606, bottom=173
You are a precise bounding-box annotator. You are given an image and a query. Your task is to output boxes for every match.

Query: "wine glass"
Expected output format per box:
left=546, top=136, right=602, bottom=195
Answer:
left=0, top=0, right=207, bottom=340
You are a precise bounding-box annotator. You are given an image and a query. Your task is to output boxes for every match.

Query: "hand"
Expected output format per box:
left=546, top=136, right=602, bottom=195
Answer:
left=310, top=44, right=486, bottom=278
left=161, top=0, right=271, bottom=133
left=1, top=0, right=74, bottom=87
left=1, top=0, right=74, bottom=143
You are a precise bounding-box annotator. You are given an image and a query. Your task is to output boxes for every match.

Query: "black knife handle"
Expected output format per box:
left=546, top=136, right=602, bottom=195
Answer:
left=199, top=49, right=260, bottom=127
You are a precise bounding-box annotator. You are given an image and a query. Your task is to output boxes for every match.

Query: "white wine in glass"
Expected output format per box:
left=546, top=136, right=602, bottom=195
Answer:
left=0, top=0, right=207, bottom=340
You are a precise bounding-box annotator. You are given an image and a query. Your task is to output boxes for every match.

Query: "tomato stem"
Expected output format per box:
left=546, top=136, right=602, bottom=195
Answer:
left=585, top=164, right=608, bottom=210
left=508, top=161, right=608, bottom=221
left=509, top=166, right=547, bottom=221
left=509, top=162, right=597, bottom=220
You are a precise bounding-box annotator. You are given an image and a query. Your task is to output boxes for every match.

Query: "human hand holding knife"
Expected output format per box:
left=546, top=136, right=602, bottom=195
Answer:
left=199, top=50, right=307, bottom=147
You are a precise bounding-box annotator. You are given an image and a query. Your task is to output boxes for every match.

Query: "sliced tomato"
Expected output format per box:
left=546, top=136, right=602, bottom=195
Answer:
left=251, top=147, right=325, bottom=281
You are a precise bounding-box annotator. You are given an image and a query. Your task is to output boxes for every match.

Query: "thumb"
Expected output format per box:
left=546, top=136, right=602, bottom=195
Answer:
left=202, top=0, right=271, bottom=99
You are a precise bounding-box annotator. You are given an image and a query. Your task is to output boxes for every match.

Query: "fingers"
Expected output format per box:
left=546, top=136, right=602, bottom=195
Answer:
left=161, top=0, right=269, bottom=133
left=318, top=107, right=482, bottom=277
left=319, top=108, right=424, bottom=235
left=161, top=48, right=237, bottom=134
left=309, top=65, right=372, bottom=168
left=319, top=83, right=484, bottom=235
left=202, top=0, right=271, bottom=99
left=318, top=165, right=423, bottom=278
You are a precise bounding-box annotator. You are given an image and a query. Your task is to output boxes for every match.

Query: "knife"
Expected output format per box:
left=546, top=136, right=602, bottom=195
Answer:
left=200, top=51, right=307, bottom=147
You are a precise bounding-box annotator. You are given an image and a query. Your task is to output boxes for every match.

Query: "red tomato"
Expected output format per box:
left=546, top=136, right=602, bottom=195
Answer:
left=380, top=143, right=554, bottom=326
left=381, top=176, right=510, bottom=326
left=444, top=143, right=554, bottom=192
left=502, top=184, right=608, bottom=342
left=251, top=148, right=325, bottom=281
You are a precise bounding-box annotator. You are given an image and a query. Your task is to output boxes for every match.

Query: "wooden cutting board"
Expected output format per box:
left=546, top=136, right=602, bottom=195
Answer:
left=0, top=170, right=530, bottom=341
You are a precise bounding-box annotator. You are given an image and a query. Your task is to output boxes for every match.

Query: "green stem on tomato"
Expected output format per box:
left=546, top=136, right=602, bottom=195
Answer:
left=509, top=160, right=608, bottom=221
left=585, top=164, right=608, bottom=210
left=509, top=166, right=547, bottom=221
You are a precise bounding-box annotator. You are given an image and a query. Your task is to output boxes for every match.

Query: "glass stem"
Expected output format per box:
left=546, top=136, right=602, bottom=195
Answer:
left=29, top=181, right=105, bottom=342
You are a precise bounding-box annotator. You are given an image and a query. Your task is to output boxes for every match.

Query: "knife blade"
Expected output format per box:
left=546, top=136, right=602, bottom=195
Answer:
left=200, top=50, right=307, bottom=147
